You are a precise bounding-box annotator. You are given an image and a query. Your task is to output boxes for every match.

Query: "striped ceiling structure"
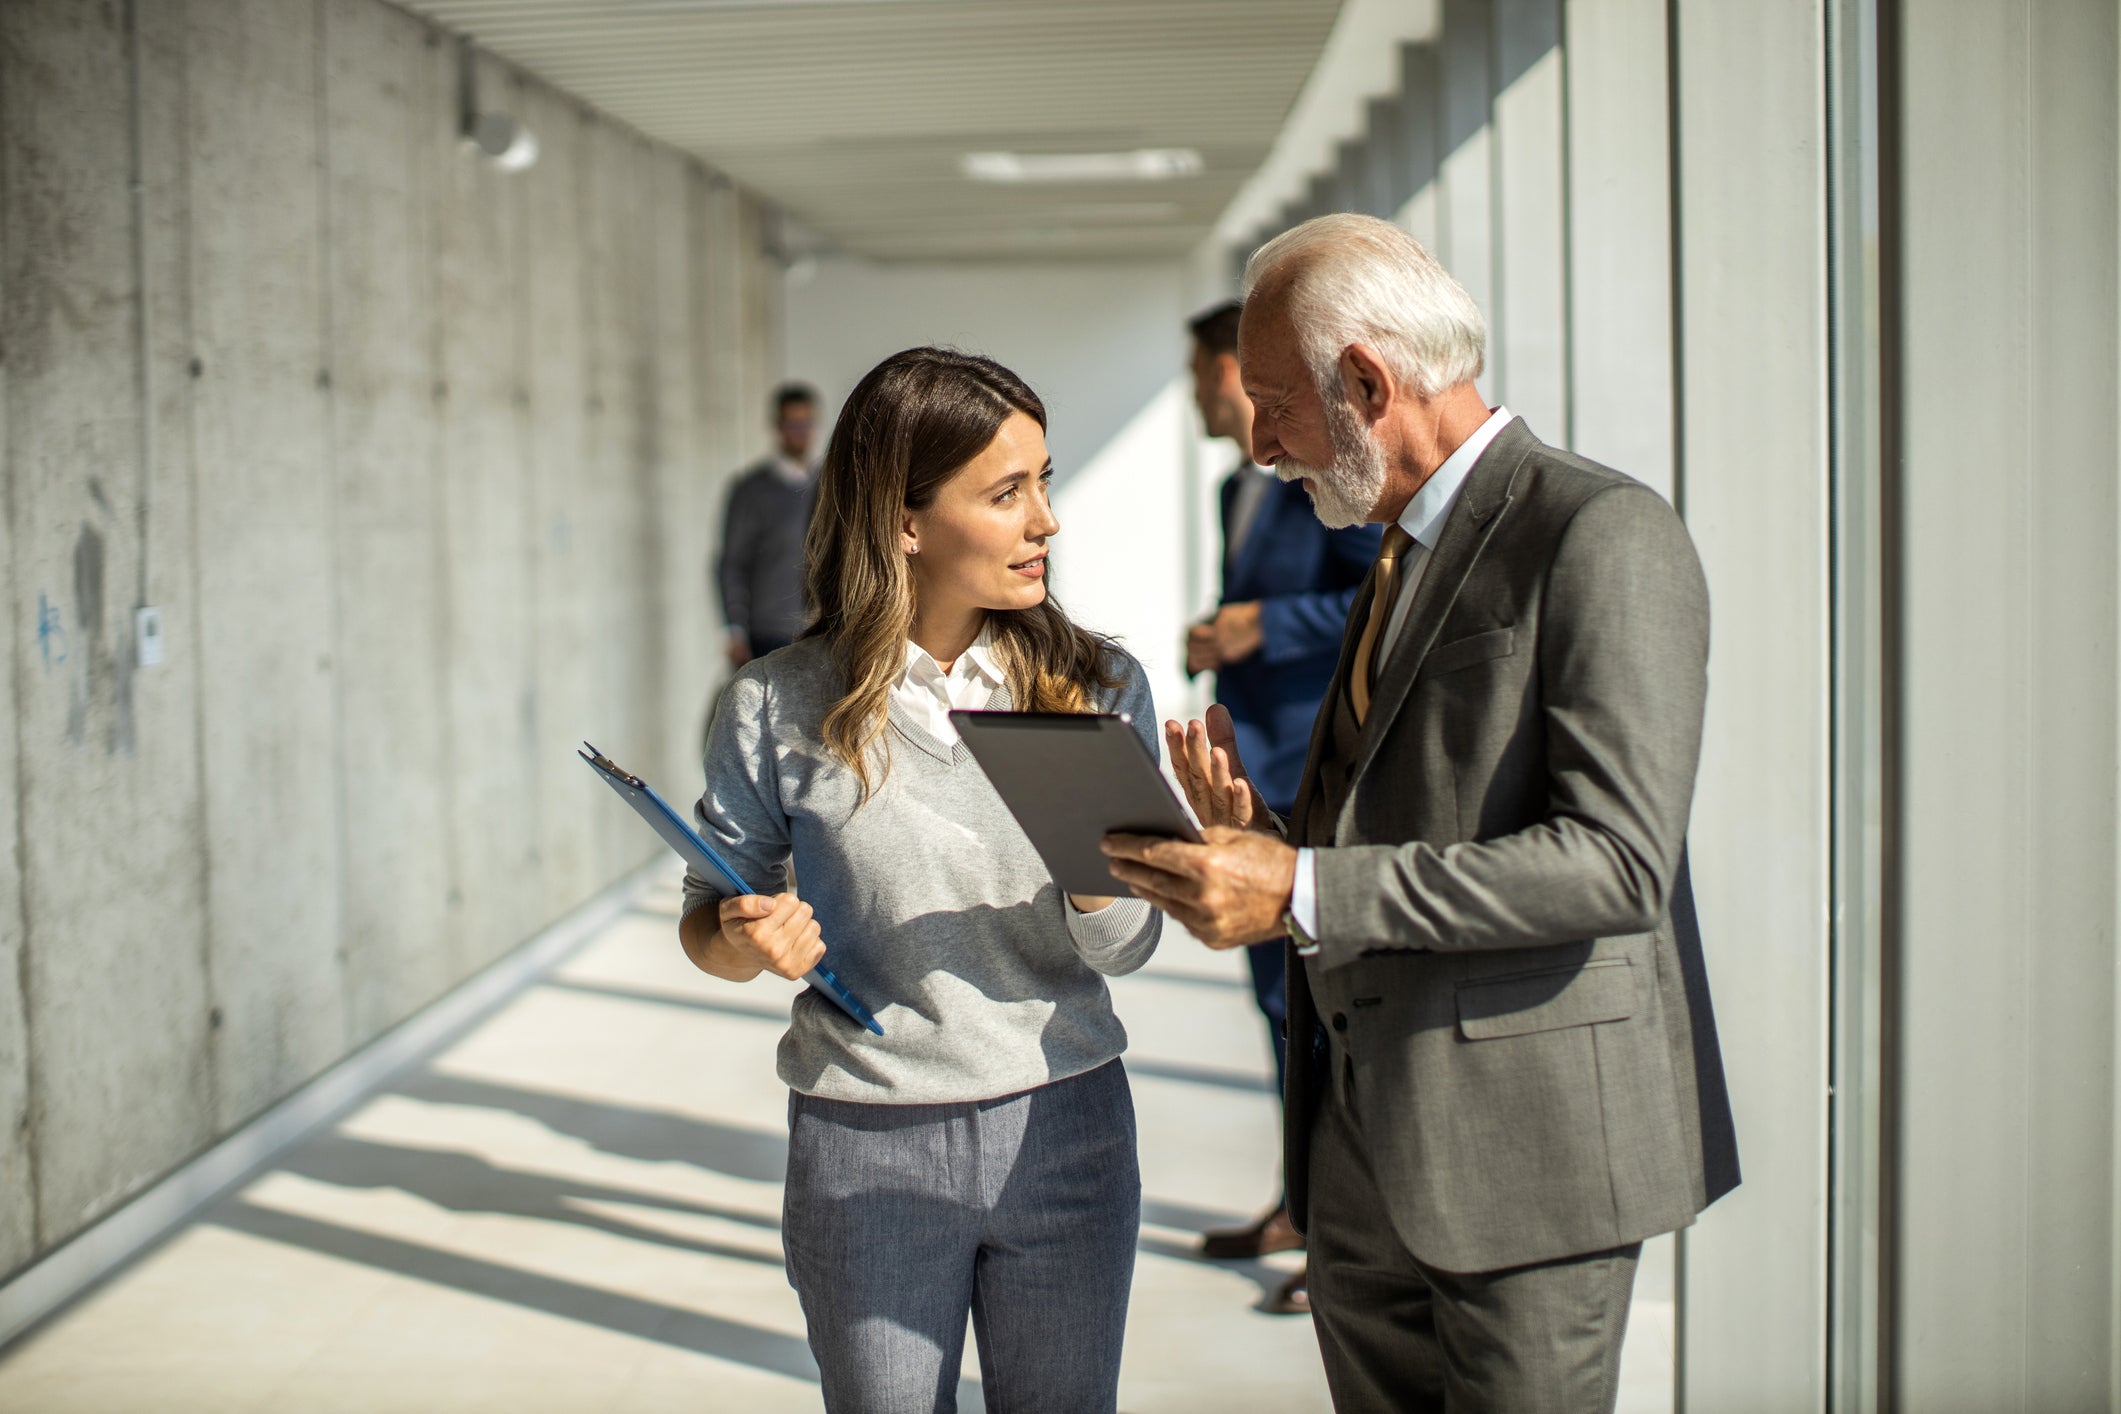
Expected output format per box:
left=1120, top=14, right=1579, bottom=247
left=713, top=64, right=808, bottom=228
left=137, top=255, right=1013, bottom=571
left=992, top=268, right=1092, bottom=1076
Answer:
left=395, top=0, right=1346, bottom=261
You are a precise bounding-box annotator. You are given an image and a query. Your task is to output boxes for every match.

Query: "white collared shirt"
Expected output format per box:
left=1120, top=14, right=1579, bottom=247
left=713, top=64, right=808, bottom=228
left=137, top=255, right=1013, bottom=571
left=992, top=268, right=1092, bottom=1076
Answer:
left=771, top=454, right=815, bottom=487
left=895, top=622, right=1006, bottom=748
left=1377, top=405, right=1511, bottom=662
left=1291, top=407, right=1513, bottom=942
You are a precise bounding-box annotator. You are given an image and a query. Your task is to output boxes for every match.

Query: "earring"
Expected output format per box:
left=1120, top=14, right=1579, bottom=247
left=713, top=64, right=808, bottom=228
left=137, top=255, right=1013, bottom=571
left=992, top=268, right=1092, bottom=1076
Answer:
left=906, top=543, right=919, bottom=555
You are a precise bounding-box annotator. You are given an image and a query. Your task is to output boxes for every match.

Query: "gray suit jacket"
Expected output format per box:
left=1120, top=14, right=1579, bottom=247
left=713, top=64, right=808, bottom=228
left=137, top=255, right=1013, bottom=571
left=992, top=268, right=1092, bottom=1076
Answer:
left=715, top=459, right=817, bottom=646
left=1284, top=416, right=1740, bottom=1274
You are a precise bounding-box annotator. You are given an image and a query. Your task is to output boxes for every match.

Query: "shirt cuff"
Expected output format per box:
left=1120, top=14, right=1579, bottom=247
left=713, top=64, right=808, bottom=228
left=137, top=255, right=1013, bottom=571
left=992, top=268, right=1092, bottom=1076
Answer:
left=1291, top=848, right=1320, bottom=953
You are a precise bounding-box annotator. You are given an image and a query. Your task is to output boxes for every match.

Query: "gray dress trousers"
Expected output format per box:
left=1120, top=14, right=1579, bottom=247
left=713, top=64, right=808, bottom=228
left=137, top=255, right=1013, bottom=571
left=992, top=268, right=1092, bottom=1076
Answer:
left=781, top=1059, right=1140, bottom=1413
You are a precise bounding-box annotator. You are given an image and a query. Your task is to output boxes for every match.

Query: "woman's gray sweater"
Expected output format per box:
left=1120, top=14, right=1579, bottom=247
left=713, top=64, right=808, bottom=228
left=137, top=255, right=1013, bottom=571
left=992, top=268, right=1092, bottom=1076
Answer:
left=682, top=634, right=1163, bottom=1104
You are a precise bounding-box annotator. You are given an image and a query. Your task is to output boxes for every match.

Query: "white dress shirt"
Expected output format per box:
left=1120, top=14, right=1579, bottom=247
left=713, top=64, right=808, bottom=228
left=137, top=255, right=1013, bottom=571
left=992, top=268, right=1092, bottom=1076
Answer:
left=895, top=622, right=1006, bottom=748
left=1290, top=407, right=1513, bottom=941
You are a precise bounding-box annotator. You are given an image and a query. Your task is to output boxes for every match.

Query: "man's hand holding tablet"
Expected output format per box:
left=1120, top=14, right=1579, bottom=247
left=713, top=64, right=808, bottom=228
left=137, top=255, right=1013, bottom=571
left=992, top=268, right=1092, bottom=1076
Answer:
left=950, top=704, right=1298, bottom=948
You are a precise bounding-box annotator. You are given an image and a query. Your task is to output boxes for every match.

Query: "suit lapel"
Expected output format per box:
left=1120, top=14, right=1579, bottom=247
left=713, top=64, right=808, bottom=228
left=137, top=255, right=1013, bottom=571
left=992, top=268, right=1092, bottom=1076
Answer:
left=1342, top=420, right=1535, bottom=796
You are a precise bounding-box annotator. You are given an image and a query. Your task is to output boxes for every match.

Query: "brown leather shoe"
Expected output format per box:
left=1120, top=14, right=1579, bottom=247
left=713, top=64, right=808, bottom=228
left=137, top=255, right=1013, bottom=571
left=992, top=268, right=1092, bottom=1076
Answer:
left=1265, top=1263, right=1310, bottom=1316
left=1199, top=1204, right=1304, bottom=1260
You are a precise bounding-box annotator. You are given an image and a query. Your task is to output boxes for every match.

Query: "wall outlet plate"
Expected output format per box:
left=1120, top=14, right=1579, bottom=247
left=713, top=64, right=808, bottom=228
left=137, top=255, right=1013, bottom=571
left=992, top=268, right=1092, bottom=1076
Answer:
left=136, top=606, right=165, bottom=668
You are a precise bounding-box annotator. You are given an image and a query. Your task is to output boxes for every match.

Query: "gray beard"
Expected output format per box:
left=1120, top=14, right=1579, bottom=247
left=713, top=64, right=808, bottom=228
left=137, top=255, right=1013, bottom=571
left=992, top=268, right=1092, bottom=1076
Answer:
left=1277, top=395, right=1387, bottom=530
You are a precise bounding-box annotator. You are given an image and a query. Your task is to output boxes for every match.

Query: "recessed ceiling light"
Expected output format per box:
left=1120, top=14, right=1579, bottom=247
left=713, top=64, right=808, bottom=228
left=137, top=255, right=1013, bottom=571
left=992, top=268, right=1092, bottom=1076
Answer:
left=960, top=149, right=1205, bottom=184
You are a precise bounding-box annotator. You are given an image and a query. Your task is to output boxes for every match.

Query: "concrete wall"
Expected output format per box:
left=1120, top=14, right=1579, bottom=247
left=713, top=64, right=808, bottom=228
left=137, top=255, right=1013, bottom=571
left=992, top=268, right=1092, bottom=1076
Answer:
left=0, top=0, right=778, bottom=1280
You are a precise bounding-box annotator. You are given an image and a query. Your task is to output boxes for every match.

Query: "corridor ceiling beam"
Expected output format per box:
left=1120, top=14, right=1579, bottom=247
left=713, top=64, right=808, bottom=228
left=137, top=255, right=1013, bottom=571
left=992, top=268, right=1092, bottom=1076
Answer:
left=393, top=0, right=1344, bottom=262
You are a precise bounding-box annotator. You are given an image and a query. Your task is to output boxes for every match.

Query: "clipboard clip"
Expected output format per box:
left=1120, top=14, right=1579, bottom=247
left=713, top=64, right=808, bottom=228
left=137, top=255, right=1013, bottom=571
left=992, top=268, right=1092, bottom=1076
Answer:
left=578, top=742, right=644, bottom=789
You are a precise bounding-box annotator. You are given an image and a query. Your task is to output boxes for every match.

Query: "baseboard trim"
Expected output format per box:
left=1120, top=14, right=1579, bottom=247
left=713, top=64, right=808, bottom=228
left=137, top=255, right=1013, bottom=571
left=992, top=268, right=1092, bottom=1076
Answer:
left=0, top=859, right=666, bottom=1351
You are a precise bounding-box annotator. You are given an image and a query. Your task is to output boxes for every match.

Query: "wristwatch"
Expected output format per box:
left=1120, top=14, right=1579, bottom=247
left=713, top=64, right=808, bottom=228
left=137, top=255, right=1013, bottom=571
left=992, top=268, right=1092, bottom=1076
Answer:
left=1282, top=903, right=1320, bottom=957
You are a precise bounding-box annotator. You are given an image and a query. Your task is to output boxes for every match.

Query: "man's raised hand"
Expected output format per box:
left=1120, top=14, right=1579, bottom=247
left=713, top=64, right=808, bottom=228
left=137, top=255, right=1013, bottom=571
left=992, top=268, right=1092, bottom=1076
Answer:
left=1164, top=703, right=1271, bottom=832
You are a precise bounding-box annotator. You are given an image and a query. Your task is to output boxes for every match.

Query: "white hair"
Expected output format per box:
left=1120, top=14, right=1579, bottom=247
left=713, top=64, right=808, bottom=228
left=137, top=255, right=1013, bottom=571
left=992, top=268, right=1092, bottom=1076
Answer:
left=1241, top=213, right=1486, bottom=401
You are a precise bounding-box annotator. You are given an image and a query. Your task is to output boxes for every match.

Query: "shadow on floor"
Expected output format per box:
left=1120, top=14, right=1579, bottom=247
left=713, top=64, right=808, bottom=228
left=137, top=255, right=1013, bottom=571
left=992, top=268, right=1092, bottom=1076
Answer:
left=400, top=1073, right=790, bottom=1185
left=276, top=1134, right=783, bottom=1262
left=1137, top=1197, right=1302, bottom=1314
left=212, top=1199, right=822, bottom=1384
left=334, top=1061, right=1283, bottom=1391
left=216, top=1200, right=988, bottom=1409
left=1135, top=1231, right=1300, bottom=1314
left=1139, top=1196, right=1255, bottom=1234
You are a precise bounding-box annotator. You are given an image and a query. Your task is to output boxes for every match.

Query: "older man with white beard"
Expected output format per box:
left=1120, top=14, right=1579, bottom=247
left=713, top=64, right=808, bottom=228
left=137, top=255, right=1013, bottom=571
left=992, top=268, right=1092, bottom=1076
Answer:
left=1102, top=215, right=1739, bottom=1413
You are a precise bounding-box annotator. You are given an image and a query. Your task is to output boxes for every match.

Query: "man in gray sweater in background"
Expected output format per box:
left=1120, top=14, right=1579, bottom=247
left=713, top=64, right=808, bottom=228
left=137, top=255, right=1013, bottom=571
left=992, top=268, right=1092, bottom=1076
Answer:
left=715, top=382, right=821, bottom=668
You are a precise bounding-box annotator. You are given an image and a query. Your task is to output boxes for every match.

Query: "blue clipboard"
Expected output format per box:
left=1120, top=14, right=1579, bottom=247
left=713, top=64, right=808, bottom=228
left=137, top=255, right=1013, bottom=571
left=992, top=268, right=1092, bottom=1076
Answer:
left=578, top=743, right=883, bottom=1036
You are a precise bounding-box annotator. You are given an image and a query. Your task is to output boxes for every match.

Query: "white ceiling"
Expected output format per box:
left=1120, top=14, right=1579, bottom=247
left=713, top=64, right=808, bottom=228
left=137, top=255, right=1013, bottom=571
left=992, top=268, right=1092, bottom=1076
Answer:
left=395, top=0, right=1347, bottom=262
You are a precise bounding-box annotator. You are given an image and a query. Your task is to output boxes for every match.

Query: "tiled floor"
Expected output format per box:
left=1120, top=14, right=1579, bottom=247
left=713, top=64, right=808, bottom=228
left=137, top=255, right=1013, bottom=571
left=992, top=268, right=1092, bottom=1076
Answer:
left=0, top=871, right=1674, bottom=1412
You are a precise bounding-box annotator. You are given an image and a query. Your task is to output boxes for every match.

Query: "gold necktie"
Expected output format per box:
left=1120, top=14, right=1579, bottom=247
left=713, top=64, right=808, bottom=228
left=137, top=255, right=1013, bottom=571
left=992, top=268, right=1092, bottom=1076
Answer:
left=1349, top=525, right=1417, bottom=725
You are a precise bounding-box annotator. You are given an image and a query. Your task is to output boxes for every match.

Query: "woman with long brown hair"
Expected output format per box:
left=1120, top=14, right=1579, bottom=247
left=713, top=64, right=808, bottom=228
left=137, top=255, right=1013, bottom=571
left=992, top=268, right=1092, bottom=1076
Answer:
left=676, top=347, right=1161, bottom=1413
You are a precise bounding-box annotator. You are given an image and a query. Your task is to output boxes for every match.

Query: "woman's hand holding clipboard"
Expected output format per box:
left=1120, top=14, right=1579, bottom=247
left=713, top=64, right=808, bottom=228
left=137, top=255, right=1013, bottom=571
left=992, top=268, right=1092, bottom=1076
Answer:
left=578, top=744, right=884, bottom=1035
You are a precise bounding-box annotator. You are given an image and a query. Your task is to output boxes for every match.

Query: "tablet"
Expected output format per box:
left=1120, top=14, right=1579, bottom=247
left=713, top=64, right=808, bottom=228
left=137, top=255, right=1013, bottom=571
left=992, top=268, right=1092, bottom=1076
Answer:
left=949, top=711, right=1203, bottom=896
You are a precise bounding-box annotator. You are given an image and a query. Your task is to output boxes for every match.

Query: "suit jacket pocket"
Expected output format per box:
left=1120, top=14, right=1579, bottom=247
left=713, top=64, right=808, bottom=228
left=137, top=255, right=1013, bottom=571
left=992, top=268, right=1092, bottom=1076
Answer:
left=1456, top=958, right=1635, bottom=1040
left=1419, top=626, right=1515, bottom=680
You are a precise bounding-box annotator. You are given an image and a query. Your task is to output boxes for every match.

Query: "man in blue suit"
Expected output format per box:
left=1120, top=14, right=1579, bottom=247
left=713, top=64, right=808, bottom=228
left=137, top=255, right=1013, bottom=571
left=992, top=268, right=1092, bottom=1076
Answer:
left=1183, top=301, right=1380, bottom=1311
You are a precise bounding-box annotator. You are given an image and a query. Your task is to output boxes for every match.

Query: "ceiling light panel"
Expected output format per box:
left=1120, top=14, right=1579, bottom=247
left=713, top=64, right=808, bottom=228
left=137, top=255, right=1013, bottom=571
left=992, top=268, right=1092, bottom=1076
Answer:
left=959, top=149, right=1204, bottom=184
